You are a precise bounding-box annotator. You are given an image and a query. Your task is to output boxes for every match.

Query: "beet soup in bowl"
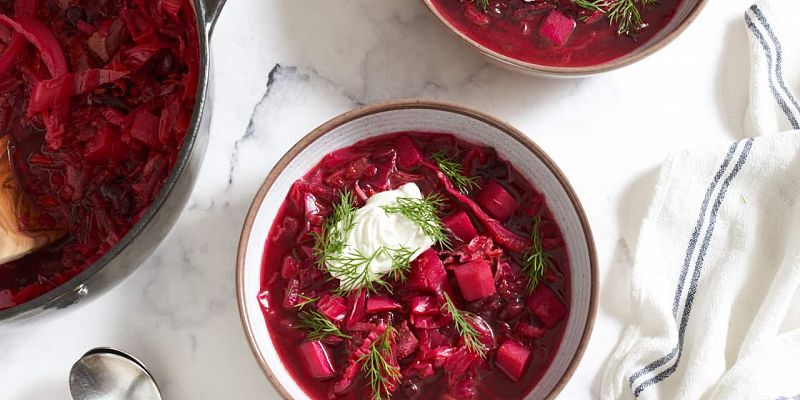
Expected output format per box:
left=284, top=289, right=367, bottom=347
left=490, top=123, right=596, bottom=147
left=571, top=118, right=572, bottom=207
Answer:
left=0, top=0, right=226, bottom=323
left=237, top=100, right=597, bottom=400
left=421, top=0, right=707, bottom=76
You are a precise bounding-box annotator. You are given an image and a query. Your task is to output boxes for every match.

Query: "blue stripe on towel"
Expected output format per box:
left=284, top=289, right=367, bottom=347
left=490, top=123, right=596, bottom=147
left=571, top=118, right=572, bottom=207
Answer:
left=749, top=5, right=800, bottom=124
left=627, top=142, right=739, bottom=388
left=745, top=9, right=800, bottom=129
left=631, top=139, right=755, bottom=397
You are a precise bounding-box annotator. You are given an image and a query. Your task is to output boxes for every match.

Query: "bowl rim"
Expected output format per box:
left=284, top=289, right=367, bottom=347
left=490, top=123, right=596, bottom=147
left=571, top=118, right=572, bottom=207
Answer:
left=0, top=0, right=213, bottom=322
left=236, top=99, right=598, bottom=400
left=419, top=0, right=709, bottom=76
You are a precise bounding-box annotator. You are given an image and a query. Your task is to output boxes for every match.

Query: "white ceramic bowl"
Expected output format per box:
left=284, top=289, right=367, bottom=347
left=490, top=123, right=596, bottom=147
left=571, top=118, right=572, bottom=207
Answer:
left=237, top=99, right=597, bottom=399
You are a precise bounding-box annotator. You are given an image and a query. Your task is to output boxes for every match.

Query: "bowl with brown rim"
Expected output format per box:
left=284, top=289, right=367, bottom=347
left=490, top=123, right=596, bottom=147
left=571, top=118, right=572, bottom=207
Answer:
left=236, top=99, right=598, bottom=399
left=420, top=0, right=708, bottom=77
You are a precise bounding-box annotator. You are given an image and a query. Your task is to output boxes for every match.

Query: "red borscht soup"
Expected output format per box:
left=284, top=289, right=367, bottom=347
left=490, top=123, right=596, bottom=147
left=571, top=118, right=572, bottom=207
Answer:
left=431, top=0, right=683, bottom=67
left=0, top=0, right=200, bottom=310
left=259, top=132, right=570, bottom=400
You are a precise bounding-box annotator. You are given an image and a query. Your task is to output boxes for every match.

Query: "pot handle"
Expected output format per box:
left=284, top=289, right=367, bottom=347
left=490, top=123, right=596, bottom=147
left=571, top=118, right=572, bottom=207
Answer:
left=201, top=0, right=227, bottom=36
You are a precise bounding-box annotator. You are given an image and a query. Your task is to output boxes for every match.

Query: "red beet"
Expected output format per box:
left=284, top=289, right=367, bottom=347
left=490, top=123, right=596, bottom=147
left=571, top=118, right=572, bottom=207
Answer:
left=495, top=339, right=531, bottom=382
left=443, top=210, right=478, bottom=243
left=366, top=296, right=403, bottom=314
left=298, top=341, right=337, bottom=379
left=453, top=260, right=496, bottom=301
left=396, top=322, right=420, bottom=360
left=475, top=180, right=518, bottom=222
left=410, top=296, right=438, bottom=316
left=407, top=249, right=448, bottom=292
left=280, top=255, right=300, bottom=280
left=513, top=321, right=546, bottom=339
left=538, top=10, right=576, bottom=47
left=318, top=295, right=348, bottom=322
left=395, top=135, right=423, bottom=169
left=526, top=285, right=567, bottom=328
left=345, top=290, right=367, bottom=329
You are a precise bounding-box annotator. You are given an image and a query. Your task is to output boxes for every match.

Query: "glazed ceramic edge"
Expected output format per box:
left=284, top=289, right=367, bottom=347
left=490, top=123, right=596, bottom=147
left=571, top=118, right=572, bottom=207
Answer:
left=237, top=99, right=598, bottom=400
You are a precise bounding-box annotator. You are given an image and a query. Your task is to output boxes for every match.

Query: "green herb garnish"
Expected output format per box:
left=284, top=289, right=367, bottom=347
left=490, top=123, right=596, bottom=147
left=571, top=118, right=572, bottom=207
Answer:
left=292, top=294, right=319, bottom=310
left=571, top=0, right=657, bottom=37
left=441, top=293, right=487, bottom=357
left=522, top=216, right=552, bottom=292
left=312, top=190, right=357, bottom=268
left=431, top=152, right=481, bottom=194
left=327, top=246, right=419, bottom=295
left=471, top=0, right=489, bottom=11
left=572, top=0, right=610, bottom=12
left=381, top=194, right=451, bottom=249
left=608, top=0, right=656, bottom=36
left=359, top=326, right=401, bottom=400
left=296, top=310, right=352, bottom=342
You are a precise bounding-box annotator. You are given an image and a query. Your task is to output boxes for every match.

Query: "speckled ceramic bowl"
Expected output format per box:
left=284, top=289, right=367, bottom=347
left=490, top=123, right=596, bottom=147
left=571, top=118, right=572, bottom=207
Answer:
left=236, top=99, right=597, bottom=399
left=421, top=0, right=708, bottom=77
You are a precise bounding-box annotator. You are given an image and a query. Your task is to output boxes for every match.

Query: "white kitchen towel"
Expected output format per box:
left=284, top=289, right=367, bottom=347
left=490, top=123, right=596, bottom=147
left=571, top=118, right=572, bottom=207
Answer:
left=601, top=2, right=800, bottom=400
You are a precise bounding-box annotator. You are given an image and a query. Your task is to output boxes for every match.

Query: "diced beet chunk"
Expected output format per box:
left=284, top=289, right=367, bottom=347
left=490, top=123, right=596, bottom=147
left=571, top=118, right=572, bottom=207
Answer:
left=396, top=322, right=419, bottom=360
left=345, top=290, right=367, bottom=329
left=366, top=296, right=403, bottom=313
left=298, top=341, right=336, bottom=379
left=453, top=260, right=496, bottom=301
left=538, top=10, right=576, bottom=47
left=317, top=294, right=348, bottom=322
left=527, top=285, right=567, bottom=328
left=280, top=255, right=300, bottom=280
left=395, top=135, right=423, bottom=169
left=407, top=249, right=447, bottom=292
left=443, top=210, right=478, bottom=242
left=475, top=180, right=518, bottom=221
left=514, top=321, right=546, bottom=339
left=496, top=339, right=531, bottom=382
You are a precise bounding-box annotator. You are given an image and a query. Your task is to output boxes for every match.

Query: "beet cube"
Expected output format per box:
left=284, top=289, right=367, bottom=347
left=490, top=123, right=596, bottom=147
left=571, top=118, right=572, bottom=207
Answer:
left=298, top=341, right=336, bottom=379
left=475, top=180, right=518, bottom=221
left=514, top=321, right=546, bottom=339
left=526, top=285, right=567, bottom=328
left=317, top=294, right=348, bottom=322
left=280, top=255, right=300, bottom=280
left=496, top=339, right=531, bottom=382
left=407, top=249, right=447, bottom=292
left=366, top=296, right=403, bottom=314
left=538, top=10, right=576, bottom=47
left=395, top=135, right=424, bottom=169
left=453, top=260, right=496, bottom=301
left=345, top=290, right=367, bottom=329
left=396, top=322, right=419, bottom=360
left=443, top=210, right=478, bottom=242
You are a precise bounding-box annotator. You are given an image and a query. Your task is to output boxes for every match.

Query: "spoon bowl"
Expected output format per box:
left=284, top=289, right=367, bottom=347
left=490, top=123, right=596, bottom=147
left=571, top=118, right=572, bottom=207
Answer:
left=69, top=347, right=162, bottom=400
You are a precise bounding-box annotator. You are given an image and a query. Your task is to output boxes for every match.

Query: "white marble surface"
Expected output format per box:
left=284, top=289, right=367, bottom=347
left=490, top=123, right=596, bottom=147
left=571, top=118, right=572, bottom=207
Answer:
left=0, top=0, right=756, bottom=398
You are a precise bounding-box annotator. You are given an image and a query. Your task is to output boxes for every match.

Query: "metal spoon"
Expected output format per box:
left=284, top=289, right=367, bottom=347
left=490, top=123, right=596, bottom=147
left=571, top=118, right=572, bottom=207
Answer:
left=69, top=347, right=163, bottom=400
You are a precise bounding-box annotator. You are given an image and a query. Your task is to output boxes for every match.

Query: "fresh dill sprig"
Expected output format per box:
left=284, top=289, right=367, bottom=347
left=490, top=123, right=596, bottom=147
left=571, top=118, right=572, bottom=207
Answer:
left=381, top=194, right=451, bottom=249
left=328, top=246, right=419, bottom=295
left=441, top=293, right=487, bottom=358
left=522, top=216, right=553, bottom=292
left=359, top=326, right=401, bottom=400
left=328, top=248, right=390, bottom=295
left=471, top=0, right=489, bottom=11
left=293, top=294, right=319, bottom=310
left=607, top=0, right=657, bottom=37
left=572, top=0, right=610, bottom=12
left=296, top=310, right=352, bottom=342
left=313, top=190, right=357, bottom=268
left=387, top=245, right=417, bottom=283
left=430, top=152, right=481, bottom=194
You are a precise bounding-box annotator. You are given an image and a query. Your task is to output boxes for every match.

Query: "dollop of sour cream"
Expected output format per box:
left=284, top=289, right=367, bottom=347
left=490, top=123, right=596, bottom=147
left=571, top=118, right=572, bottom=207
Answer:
left=328, top=182, right=433, bottom=289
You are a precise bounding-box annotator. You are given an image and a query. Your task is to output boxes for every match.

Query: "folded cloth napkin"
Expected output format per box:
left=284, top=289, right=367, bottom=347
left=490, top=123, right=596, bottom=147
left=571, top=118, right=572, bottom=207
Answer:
left=601, top=2, right=800, bottom=399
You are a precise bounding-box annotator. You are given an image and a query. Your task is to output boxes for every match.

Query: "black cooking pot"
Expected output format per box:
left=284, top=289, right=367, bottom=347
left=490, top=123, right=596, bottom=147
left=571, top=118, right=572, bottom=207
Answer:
left=0, top=0, right=227, bottom=323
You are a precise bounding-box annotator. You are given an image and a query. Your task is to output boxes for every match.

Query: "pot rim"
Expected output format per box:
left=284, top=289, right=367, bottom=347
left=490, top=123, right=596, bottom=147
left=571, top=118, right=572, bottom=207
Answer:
left=419, top=0, right=709, bottom=77
left=236, top=99, right=599, bottom=400
left=0, top=0, right=216, bottom=322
